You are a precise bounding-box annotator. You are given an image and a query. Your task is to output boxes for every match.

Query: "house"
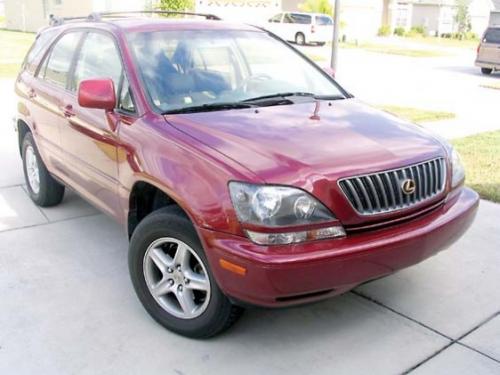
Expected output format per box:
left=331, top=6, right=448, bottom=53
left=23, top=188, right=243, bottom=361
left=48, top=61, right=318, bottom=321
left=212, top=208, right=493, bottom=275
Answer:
left=467, top=0, right=499, bottom=34
left=372, top=0, right=499, bottom=37
left=3, top=0, right=149, bottom=32
left=195, top=0, right=281, bottom=24
left=488, top=0, right=500, bottom=25
left=275, top=0, right=500, bottom=40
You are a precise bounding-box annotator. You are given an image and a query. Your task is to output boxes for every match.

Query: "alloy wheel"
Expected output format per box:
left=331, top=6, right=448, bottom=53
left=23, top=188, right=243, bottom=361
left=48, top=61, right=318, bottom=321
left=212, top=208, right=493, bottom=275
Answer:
left=143, top=237, right=211, bottom=319
left=25, top=145, right=40, bottom=194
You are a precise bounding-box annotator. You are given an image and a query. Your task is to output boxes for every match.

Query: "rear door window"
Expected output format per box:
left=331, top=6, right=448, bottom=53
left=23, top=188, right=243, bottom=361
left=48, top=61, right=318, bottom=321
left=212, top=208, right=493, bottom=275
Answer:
left=484, top=28, right=500, bottom=44
left=40, top=32, right=83, bottom=88
left=284, top=13, right=312, bottom=24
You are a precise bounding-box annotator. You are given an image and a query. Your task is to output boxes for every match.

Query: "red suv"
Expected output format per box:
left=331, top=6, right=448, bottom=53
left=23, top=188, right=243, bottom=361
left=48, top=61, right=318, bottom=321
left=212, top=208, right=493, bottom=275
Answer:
left=15, top=12, right=479, bottom=338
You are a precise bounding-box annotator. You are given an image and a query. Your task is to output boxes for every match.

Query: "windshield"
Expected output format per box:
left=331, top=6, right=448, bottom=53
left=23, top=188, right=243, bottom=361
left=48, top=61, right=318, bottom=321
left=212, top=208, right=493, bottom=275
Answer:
left=127, top=30, right=346, bottom=113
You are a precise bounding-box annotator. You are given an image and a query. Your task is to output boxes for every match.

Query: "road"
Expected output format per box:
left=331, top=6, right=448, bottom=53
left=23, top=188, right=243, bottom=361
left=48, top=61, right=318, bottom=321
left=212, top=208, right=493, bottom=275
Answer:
left=298, top=44, right=500, bottom=139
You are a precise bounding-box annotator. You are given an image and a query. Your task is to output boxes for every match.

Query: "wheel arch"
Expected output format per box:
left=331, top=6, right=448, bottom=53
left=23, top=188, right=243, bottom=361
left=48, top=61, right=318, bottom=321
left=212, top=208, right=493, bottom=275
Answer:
left=127, top=180, right=195, bottom=239
left=17, top=119, right=32, bottom=155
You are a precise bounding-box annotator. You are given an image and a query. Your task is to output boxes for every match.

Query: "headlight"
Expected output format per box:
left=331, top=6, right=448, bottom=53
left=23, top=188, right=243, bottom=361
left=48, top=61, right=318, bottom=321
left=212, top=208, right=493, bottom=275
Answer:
left=229, top=182, right=345, bottom=245
left=451, top=148, right=465, bottom=188
left=229, top=182, right=334, bottom=226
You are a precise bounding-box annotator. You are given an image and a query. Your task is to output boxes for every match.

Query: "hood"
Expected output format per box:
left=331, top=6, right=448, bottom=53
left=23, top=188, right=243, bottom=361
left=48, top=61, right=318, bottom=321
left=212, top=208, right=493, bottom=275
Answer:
left=165, top=99, right=445, bottom=187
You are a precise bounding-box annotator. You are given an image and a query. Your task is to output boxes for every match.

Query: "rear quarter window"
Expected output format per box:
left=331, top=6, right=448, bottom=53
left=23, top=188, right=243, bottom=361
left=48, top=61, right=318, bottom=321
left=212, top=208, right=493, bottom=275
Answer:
left=316, top=16, right=333, bottom=26
left=484, top=28, right=500, bottom=44
left=22, top=29, right=58, bottom=75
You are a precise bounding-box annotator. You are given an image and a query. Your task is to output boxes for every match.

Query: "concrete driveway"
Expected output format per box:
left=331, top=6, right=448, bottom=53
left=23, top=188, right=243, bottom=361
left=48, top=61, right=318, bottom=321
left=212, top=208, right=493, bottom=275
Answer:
left=1, top=47, right=500, bottom=374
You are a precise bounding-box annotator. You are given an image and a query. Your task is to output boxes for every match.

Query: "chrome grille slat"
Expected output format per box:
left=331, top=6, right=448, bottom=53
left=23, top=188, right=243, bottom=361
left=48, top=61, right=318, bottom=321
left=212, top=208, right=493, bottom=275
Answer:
left=374, top=174, right=388, bottom=208
left=366, top=176, right=381, bottom=212
left=356, top=177, right=373, bottom=212
left=402, top=169, right=411, bottom=205
left=416, top=165, right=423, bottom=201
left=408, top=167, right=416, bottom=203
left=344, top=179, right=363, bottom=212
left=383, top=172, right=396, bottom=207
left=339, top=158, right=446, bottom=216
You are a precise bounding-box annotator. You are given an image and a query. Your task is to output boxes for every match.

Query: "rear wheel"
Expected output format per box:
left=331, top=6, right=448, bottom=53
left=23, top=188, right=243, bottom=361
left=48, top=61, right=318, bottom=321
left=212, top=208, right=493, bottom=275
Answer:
left=481, top=67, right=492, bottom=75
left=22, top=132, right=65, bottom=207
left=128, top=206, right=243, bottom=338
left=295, top=32, right=306, bottom=45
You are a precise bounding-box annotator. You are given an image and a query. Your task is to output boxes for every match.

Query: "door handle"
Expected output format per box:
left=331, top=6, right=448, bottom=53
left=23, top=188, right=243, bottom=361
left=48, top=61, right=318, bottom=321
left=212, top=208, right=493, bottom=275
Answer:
left=62, top=104, right=75, bottom=118
left=28, top=88, right=36, bottom=99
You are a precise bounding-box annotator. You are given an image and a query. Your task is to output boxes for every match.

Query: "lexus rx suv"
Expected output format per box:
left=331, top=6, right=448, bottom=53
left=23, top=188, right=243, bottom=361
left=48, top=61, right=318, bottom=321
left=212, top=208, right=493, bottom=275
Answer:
left=14, top=12, right=479, bottom=338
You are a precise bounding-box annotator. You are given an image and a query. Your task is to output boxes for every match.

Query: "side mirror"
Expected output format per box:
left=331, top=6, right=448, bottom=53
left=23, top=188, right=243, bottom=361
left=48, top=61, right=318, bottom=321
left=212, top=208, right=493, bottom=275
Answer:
left=78, top=78, right=116, bottom=111
left=322, top=66, right=336, bottom=78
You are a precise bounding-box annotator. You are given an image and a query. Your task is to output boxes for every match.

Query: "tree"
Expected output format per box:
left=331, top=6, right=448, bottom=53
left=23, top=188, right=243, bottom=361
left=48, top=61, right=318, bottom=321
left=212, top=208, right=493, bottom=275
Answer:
left=298, top=0, right=332, bottom=15
left=454, top=0, right=471, bottom=38
left=156, top=0, right=194, bottom=13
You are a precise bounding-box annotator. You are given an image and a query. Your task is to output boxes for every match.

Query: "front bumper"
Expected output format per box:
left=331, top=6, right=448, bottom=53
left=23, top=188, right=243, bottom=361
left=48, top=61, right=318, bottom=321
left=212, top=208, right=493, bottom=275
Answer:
left=200, top=187, right=479, bottom=307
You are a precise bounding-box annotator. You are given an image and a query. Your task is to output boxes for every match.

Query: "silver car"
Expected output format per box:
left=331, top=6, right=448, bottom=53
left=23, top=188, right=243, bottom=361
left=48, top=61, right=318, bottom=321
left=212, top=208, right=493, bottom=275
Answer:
left=476, top=27, right=500, bottom=75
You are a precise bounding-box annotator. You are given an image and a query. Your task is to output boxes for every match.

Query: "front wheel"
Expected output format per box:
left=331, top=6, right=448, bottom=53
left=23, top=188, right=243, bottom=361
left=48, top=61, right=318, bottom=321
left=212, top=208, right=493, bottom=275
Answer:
left=295, top=32, right=306, bottom=45
left=128, top=206, right=243, bottom=338
left=481, top=67, right=492, bottom=75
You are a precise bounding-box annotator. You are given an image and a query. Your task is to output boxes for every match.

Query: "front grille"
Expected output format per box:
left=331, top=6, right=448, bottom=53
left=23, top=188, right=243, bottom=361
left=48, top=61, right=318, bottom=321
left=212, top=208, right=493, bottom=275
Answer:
left=339, top=158, right=446, bottom=215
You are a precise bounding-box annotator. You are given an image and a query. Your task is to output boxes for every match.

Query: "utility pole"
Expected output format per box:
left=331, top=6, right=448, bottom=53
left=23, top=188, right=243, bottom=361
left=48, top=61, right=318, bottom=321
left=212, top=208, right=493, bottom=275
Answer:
left=330, top=0, right=341, bottom=72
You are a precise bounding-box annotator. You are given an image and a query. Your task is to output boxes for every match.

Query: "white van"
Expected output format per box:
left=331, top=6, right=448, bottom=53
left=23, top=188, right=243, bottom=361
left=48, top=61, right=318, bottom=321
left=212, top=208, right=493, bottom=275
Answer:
left=266, top=12, right=333, bottom=45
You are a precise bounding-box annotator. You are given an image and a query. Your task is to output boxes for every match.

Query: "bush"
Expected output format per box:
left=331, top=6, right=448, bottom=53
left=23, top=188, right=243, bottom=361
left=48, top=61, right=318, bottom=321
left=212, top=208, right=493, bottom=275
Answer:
left=464, top=31, right=478, bottom=40
left=378, top=25, right=391, bottom=37
left=394, top=27, right=405, bottom=36
left=405, top=26, right=427, bottom=37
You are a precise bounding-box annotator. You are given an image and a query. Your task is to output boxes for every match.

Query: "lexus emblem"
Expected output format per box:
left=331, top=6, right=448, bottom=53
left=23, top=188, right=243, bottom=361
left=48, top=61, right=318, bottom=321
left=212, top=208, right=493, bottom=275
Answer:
left=401, top=179, right=416, bottom=195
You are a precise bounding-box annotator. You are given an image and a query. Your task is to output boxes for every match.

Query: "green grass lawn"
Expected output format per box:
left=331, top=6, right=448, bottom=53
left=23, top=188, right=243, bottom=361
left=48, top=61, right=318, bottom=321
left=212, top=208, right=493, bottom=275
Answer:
left=402, top=35, right=478, bottom=49
left=341, top=42, right=449, bottom=57
left=452, top=131, right=500, bottom=203
left=378, top=105, right=456, bottom=123
left=0, top=29, right=35, bottom=78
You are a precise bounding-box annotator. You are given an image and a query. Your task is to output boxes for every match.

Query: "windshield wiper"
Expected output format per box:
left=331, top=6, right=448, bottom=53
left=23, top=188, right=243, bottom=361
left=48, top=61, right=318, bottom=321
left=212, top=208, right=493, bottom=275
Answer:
left=162, top=102, right=255, bottom=115
left=242, top=92, right=315, bottom=103
left=242, top=92, right=345, bottom=103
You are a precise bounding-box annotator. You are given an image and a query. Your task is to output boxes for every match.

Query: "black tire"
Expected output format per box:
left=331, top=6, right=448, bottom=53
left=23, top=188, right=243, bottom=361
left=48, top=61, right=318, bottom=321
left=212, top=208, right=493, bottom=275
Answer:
left=22, top=132, right=65, bottom=207
left=481, top=68, right=492, bottom=75
left=295, top=32, right=306, bottom=45
left=128, top=206, right=243, bottom=338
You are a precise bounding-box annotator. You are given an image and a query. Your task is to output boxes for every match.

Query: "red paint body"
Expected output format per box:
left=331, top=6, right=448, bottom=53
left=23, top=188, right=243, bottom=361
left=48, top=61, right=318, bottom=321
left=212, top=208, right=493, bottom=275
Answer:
left=15, top=19, right=479, bottom=307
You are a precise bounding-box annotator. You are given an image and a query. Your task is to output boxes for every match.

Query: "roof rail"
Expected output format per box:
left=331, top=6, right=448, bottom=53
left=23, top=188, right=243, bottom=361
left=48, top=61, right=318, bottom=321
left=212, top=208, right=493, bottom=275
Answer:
left=48, top=10, right=221, bottom=26
left=99, top=10, right=221, bottom=20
